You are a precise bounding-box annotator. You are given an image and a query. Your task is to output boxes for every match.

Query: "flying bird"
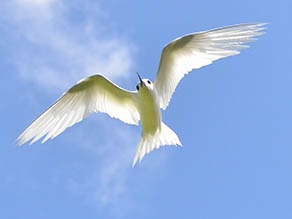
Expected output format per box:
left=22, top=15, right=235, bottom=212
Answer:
left=17, top=23, right=266, bottom=167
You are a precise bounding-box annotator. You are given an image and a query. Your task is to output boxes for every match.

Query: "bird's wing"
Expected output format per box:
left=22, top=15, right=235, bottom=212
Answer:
left=154, top=23, right=266, bottom=110
left=17, top=74, right=140, bottom=145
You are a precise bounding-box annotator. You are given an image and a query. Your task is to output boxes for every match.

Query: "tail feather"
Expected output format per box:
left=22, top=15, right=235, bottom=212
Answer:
left=132, top=122, right=182, bottom=167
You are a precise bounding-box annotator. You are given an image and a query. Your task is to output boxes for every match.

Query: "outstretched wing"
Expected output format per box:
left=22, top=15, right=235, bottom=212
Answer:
left=17, top=74, right=140, bottom=145
left=154, top=23, right=266, bottom=110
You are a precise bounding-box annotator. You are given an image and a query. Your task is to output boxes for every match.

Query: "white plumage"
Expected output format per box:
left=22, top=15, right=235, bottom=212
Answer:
left=17, top=23, right=266, bottom=166
left=17, top=75, right=140, bottom=145
left=155, top=23, right=266, bottom=109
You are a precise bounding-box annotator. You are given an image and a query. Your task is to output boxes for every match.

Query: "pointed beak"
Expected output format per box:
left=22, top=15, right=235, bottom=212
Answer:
left=136, top=72, right=145, bottom=86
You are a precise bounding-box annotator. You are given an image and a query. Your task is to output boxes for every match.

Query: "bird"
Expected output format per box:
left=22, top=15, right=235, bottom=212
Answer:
left=17, top=23, right=266, bottom=167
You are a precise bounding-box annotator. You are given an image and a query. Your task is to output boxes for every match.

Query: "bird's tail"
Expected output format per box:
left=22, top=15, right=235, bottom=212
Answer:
left=132, top=122, right=182, bottom=167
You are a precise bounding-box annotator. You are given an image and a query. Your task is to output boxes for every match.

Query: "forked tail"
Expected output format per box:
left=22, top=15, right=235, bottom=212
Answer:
left=132, top=122, right=182, bottom=167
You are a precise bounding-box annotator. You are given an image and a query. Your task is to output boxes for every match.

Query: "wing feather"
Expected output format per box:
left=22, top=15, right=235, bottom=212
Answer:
left=154, top=23, right=267, bottom=109
left=17, top=74, right=140, bottom=145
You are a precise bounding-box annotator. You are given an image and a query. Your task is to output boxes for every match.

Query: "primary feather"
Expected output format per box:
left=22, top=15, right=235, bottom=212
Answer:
left=154, top=23, right=266, bottom=110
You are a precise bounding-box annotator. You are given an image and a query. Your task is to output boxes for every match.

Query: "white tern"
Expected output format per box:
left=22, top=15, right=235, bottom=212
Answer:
left=17, top=23, right=266, bottom=167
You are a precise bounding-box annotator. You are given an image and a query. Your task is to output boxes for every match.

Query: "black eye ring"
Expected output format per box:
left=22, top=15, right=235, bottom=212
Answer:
left=147, top=80, right=151, bottom=84
left=136, top=85, right=139, bottom=90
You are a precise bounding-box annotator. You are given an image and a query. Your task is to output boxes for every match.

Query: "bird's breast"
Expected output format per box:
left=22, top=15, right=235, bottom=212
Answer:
left=137, top=89, right=161, bottom=135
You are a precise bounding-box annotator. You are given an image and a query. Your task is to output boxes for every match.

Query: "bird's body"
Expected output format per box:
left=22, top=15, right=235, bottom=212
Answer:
left=136, top=79, right=161, bottom=135
left=133, top=77, right=181, bottom=166
left=17, top=23, right=266, bottom=166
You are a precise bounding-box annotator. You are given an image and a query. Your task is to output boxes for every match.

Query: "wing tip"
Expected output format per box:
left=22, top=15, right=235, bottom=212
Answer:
left=232, top=22, right=268, bottom=28
left=15, top=137, right=24, bottom=146
left=15, top=132, right=30, bottom=146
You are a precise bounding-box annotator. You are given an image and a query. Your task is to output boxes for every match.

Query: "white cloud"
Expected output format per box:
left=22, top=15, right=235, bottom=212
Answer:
left=63, top=121, right=139, bottom=215
left=61, top=117, right=172, bottom=216
left=2, top=1, right=172, bottom=215
left=2, top=0, right=135, bottom=92
left=2, top=0, right=141, bottom=212
left=15, top=0, right=57, bottom=8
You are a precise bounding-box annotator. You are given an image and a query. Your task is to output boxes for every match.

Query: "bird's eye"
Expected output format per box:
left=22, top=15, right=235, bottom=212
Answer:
left=136, top=85, right=139, bottom=90
left=147, top=80, right=151, bottom=84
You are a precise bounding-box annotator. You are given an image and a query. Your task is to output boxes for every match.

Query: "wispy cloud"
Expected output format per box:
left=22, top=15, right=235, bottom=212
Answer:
left=1, top=0, right=135, bottom=92
left=2, top=1, right=172, bottom=215
left=64, top=120, right=139, bottom=215
left=62, top=117, right=172, bottom=216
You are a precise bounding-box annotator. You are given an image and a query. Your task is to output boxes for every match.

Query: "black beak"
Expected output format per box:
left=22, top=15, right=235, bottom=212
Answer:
left=136, top=72, right=145, bottom=86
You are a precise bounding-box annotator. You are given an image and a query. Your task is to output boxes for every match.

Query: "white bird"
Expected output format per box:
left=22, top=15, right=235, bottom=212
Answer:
left=17, top=23, right=266, bottom=167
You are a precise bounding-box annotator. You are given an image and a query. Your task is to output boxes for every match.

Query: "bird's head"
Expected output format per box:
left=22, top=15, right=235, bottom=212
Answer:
left=136, top=72, right=153, bottom=92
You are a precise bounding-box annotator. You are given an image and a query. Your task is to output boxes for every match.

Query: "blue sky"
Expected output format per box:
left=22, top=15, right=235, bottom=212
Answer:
left=1, top=0, right=291, bottom=218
